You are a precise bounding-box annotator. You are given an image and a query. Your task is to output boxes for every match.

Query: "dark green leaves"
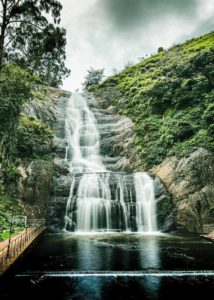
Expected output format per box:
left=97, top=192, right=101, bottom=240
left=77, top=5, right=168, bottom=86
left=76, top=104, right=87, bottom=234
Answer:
left=0, top=64, right=32, bottom=138
left=0, top=0, right=70, bottom=87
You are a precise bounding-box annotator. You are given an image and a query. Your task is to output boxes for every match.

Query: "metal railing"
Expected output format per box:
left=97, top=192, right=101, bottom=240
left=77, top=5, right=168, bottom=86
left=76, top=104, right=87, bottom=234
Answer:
left=0, top=222, right=46, bottom=273
left=27, top=219, right=46, bottom=227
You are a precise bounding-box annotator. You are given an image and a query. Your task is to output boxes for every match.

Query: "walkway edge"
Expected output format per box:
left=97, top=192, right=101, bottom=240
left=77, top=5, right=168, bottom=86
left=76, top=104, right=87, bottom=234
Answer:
left=0, top=226, right=47, bottom=276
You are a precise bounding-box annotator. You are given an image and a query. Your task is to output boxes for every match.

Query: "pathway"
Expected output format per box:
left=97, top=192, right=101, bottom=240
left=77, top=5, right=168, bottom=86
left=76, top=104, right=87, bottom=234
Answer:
left=0, top=225, right=46, bottom=275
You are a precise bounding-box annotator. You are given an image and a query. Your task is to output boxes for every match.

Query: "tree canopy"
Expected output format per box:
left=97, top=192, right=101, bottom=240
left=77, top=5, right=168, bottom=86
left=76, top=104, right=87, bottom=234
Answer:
left=82, top=67, right=105, bottom=91
left=0, top=0, right=70, bottom=87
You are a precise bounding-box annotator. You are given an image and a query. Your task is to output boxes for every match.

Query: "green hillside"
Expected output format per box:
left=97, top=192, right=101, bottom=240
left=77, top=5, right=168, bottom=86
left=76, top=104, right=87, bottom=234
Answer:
left=91, top=32, right=214, bottom=169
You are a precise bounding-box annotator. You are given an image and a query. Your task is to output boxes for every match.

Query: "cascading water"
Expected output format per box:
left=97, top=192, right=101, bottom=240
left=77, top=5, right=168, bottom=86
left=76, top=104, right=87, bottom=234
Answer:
left=134, top=173, right=157, bottom=232
left=64, top=94, right=111, bottom=231
left=64, top=93, right=158, bottom=233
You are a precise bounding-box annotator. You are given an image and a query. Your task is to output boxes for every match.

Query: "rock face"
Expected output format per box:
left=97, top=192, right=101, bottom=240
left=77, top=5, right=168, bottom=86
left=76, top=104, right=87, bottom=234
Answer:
left=19, top=160, right=52, bottom=219
left=153, top=148, right=214, bottom=233
left=47, top=93, right=70, bottom=230
left=153, top=175, right=176, bottom=232
left=92, top=94, right=141, bottom=172
left=16, top=88, right=70, bottom=220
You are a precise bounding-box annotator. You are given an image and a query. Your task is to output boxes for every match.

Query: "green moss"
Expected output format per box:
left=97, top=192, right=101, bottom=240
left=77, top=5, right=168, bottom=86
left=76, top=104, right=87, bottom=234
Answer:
left=94, top=32, right=214, bottom=169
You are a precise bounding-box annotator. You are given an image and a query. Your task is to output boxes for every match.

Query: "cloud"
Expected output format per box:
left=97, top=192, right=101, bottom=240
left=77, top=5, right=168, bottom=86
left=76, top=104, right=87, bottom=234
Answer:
left=60, top=0, right=214, bottom=92
left=101, top=0, right=197, bottom=30
left=197, top=0, right=214, bottom=20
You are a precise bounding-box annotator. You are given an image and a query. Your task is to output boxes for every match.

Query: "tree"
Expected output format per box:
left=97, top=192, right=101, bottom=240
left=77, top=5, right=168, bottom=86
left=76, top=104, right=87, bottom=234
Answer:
left=0, top=0, right=70, bottom=87
left=0, top=64, right=32, bottom=170
left=176, top=49, right=214, bottom=88
left=82, top=67, right=105, bottom=91
left=158, top=47, right=164, bottom=53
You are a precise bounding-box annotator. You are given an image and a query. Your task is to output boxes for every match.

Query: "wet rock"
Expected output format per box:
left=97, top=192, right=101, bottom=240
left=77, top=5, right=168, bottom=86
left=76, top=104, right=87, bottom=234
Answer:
left=47, top=196, right=67, bottom=230
left=154, top=176, right=176, bottom=232
left=51, top=175, right=72, bottom=197
left=53, top=158, right=69, bottom=176
left=52, top=137, right=67, bottom=158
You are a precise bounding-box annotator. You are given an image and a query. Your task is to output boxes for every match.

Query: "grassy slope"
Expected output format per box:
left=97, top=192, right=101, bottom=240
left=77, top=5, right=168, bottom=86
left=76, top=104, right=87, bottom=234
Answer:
left=92, top=32, right=214, bottom=169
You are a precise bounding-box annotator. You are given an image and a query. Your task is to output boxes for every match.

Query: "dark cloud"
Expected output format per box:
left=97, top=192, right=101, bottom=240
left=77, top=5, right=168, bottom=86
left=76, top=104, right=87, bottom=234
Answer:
left=102, top=0, right=198, bottom=30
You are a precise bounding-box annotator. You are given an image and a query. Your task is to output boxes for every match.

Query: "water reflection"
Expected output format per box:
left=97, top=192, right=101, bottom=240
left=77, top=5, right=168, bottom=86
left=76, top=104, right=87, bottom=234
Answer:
left=74, top=234, right=162, bottom=298
left=1, top=233, right=214, bottom=300
left=139, top=237, right=160, bottom=269
left=74, top=233, right=161, bottom=271
left=70, top=277, right=104, bottom=300
left=139, top=236, right=161, bottom=297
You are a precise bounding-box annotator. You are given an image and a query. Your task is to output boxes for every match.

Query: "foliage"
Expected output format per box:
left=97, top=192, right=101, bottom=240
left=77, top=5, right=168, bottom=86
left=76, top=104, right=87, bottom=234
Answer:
left=0, top=64, right=32, bottom=137
left=16, top=116, right=53, bottom=158
left=0, top=64, right=33, bottom=179
left=0, top=0, right=70, bottom=87
left=0, top=187, right=24, bottom=242
left=93, top=32, right=214, bottom=169
left=82, top=67, right=105, bottom=91
left=0, top=65, right=53, bottom=184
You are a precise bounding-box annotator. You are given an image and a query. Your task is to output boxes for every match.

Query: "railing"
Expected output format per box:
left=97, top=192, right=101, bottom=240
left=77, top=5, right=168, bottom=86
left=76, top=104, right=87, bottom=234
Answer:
left=0, top=222, right=46, bottom=274
left=27, top=219, right=46, bottom=227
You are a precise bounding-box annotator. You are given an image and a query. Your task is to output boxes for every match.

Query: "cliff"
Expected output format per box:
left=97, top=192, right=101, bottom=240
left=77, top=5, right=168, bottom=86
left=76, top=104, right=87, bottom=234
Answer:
left=17, top=88, right=70, bottom=220
left=153, top=148, right=214, bottom=232
left=0, top=85, right=69, bottom=241
left=90, top=32, right=214, bottom=233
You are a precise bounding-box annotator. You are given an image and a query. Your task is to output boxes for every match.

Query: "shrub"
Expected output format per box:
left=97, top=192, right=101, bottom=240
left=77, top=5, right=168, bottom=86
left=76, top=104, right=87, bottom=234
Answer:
left=16, top=116, right=53, bottom=158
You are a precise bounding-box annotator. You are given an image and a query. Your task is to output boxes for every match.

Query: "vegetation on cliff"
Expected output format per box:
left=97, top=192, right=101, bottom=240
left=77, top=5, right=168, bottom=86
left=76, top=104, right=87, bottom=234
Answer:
left=17, top=116, right=53, bottom=158
left=91, top=32, right=214, bottom=169
left=0, top=72, right=56, bottom=240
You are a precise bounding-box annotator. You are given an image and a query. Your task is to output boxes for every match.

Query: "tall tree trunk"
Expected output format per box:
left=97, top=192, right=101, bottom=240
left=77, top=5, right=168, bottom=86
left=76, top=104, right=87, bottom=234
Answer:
left=0, top=0, right=8, bottom=68
left=0, top=33, right=5, bottom=67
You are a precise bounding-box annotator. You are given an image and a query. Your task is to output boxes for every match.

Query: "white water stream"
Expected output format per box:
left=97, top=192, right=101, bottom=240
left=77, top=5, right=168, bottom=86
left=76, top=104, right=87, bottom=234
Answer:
left=64, top=94, right=157, bottom=232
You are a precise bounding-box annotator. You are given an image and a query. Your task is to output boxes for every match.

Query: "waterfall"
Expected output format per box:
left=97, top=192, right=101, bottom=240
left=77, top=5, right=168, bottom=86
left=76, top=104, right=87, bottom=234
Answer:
left=64, top=93, right=157, bottom=233
left=134, top=173, right=157, bottom=232
left=76, top=173, right=112, bottom=231
left=64, top=94, right=104, bottom=173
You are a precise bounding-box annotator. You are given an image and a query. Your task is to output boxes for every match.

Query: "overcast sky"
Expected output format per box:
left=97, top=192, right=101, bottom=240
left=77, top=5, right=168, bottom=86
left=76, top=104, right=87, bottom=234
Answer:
left=60, top=0, right=214, bottom=92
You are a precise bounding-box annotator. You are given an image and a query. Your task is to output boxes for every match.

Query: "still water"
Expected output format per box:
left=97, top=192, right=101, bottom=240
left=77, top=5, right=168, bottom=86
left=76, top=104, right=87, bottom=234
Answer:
left=1, top=232, right=214, bottom=299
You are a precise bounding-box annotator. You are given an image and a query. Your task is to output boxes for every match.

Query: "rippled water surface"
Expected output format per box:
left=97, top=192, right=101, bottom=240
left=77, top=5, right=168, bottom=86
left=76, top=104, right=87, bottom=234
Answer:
left=1, top=233, right=214, bottom=299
